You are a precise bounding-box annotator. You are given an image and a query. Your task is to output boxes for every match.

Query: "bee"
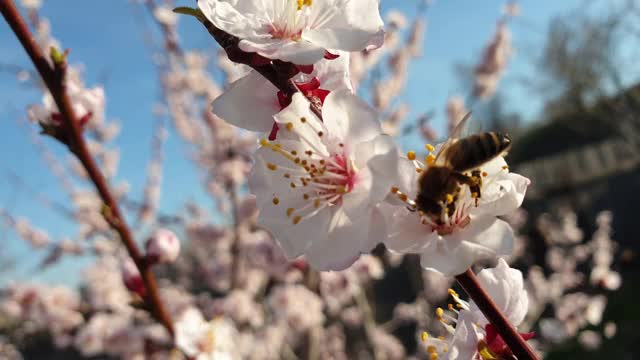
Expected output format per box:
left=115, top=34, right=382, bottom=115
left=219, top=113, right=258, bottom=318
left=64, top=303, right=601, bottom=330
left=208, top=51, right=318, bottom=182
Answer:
left=415, top=113, right=512, bottom=223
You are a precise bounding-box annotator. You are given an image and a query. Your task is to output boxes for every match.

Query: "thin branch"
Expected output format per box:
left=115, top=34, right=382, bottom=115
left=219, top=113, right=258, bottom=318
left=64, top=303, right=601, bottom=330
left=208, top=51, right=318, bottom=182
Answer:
left=0, top=0, right=174, bottom=336
left=455, top=268, right=538, bottom=360
left=227, top=180, right=243, bottom=289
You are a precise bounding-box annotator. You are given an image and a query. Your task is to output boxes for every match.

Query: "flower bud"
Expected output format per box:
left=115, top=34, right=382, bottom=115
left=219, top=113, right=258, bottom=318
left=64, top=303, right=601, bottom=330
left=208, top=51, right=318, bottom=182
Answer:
left=121, top=258, right=145, bottom=297
left=145, top=228, right=180, bottom=264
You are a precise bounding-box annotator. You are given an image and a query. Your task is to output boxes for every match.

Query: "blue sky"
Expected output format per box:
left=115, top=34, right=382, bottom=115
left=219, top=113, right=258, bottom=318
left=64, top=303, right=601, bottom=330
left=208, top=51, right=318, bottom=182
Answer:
left=0, top=0, right=616, bottom=286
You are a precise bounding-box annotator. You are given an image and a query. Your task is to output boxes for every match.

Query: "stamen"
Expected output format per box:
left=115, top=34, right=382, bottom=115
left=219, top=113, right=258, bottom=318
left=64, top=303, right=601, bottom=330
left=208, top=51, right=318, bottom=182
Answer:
left=407, top=150, right=416, bottom=160
left=425, top=144, right=435, bottom=152
left=426, top=154, right=436, bottom=164
left=272, top=197, right=280, bottom=205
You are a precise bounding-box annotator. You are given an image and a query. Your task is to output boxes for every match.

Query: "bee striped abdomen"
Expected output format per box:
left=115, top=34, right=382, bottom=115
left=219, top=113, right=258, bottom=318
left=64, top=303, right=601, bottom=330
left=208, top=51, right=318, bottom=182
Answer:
left=448, top=132, right=511, bottom=172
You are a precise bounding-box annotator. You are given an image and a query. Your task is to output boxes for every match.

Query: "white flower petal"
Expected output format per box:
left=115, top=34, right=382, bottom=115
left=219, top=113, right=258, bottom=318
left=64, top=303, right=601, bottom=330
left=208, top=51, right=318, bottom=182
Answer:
left=305, top=208, right=372, bottom=270
left=212, top=71, right=279, bottom=132
left=322, top=90, right=381, bottom=146
left=258, top=206, right=331, bottom=260
left=241, top=39, right=326, bottom=65
left=384, top=206, right=437, bottom=253
left=470, top=258, right=529, bottom=326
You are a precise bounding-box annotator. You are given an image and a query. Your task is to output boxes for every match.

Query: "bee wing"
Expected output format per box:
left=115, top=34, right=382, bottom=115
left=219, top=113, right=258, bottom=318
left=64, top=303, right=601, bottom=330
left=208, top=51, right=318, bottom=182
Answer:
left=434, top=111, right=472, bottom=166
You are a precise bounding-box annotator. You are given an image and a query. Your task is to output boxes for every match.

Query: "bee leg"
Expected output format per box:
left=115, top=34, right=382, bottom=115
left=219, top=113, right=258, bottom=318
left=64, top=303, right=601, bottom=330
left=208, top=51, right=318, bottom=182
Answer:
left=469, top=170, right=482, bottom=206
left=452, top=172, right=482, bottom=206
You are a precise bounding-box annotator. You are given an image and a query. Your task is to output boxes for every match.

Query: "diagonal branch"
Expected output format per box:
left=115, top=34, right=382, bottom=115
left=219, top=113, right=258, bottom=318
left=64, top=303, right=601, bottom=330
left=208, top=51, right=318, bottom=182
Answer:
left=0, top=0, right=174, bottom=336
left=456, top=268, right=538, bottom=360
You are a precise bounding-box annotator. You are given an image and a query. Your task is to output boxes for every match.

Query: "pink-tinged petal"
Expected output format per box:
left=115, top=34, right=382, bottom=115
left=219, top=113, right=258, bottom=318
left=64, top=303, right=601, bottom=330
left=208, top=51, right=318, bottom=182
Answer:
left=212, top=71, right=279, bottom=132
left=322, top=90, right=381, bottom=145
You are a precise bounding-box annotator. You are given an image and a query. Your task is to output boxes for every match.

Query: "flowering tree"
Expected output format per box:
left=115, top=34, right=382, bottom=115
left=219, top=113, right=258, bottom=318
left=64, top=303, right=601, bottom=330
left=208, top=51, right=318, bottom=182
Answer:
left=0, top=0, right=623, bottom=359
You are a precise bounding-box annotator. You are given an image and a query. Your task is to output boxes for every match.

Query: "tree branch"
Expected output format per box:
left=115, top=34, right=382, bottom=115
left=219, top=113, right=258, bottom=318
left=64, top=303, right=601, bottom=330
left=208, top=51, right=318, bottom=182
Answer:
left=455, top=268, right=538, bottom=360
left=0, top=0, right=174, bottom=337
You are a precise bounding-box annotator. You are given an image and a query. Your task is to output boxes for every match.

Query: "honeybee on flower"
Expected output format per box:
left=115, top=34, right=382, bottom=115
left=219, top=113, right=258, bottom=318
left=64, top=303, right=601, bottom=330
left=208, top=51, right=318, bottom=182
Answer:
left=382, top=115, right=530, bottom=276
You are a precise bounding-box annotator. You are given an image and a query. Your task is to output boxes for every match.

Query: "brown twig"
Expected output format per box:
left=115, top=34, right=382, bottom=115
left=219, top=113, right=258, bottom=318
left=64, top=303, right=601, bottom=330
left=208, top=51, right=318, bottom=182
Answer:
left=0, top=0, right=174, bottom=336
left=455, top=268, right=538, bottom=360
left=227, top=180, right=243, bottom=289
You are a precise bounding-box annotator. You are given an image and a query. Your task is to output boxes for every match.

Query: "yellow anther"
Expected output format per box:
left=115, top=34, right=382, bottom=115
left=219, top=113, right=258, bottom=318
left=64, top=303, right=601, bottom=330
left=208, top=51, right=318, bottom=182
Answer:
left=430, top=353, right=438, bottom=360
left=448, top=303, right=454, bottom=310
left=435, top=307, right=444, bottom=318
left=304, top=0, right=312, bottom=6
left=447, top=288, right=458, bottom=296
left=285, top=122, right=294, bottom=131
left=266, top=162, right=278, bottom=171
left=446, top=194, right=454, bottom=204
left=416, top=168, right=423, bottom=173
left=482, top=171, right=488, bottom=177
left=421, top=332, right=429, bottom=341
left=297, top=0, right=303, bottom=10
left=286, top=208, right=294, bottom=217
left=300, top=117, right=307, bottom=123
left=272, top=197, right=280, bottom=205
left=502, top=165, right=509, bottom=170
left=399, top=193, right=408, bottom=202
left=427, top=345, right=436, bottom=353
left=426, top=154, right=436, bottom=164
left=260, top=138, right=269, bottom=146
left=391, top=186, right=399, bottom=193
left=407, top=150, right=416, bottom=160
left=425, top=144, right=435, bottom=152
left=293, top=215, right=302, bottom=225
